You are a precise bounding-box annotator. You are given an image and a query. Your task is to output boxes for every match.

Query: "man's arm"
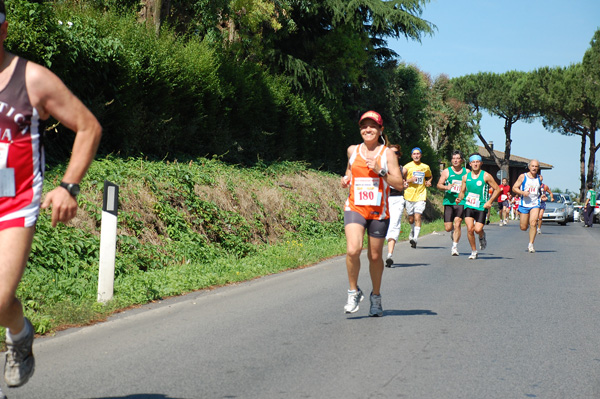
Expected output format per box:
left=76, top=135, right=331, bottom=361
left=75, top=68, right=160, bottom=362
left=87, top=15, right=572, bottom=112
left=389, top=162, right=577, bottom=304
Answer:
left=436, top=169, right=450, bottom=191
left=26, top=62, right=102, bottom=226
left=424, top=166, right=433, bottom=187
left=545, top=185, right=555, bottom=201
left=512, top=174, right=527, bottom=197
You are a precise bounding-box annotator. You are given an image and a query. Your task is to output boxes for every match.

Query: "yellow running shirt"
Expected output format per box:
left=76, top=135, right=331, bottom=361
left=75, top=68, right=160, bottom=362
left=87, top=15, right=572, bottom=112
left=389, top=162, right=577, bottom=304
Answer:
left=403, top=161, right=432, bottom=202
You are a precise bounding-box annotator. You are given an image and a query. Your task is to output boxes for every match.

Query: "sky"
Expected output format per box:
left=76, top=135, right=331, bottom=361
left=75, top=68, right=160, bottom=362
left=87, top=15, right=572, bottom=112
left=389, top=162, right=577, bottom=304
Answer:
left=390, top=0, right=600, bottom=193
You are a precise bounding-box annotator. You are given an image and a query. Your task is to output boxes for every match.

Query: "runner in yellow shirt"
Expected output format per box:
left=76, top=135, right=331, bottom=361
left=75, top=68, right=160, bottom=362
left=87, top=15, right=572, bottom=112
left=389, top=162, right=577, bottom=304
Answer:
left=403, top=147, right=432, bottom=248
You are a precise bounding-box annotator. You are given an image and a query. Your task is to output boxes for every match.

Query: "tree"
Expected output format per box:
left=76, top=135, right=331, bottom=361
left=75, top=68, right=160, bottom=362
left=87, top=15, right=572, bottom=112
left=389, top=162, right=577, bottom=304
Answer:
left=530, top=65, right=589, bottom=199
left=451, top=71, right=536, bottom=180
left=581, top=29, right=600, bottom=195
left=421, top=72, right=477, bottom=159
left=265, top=0, right=435, bottom=98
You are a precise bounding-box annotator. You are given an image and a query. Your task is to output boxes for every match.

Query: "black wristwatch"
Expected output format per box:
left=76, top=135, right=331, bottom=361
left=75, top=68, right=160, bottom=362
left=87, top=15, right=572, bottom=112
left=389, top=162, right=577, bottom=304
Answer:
left=378, top=168, right=388, bottom=177
left=59, top=182, right=80, bottom=198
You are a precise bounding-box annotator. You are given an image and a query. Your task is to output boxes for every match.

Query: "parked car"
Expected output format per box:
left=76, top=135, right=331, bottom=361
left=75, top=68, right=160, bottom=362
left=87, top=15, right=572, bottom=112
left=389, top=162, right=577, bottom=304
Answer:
left=558, top=193, right=575, bottom=222
left=542, top=196, right=568, bottom=225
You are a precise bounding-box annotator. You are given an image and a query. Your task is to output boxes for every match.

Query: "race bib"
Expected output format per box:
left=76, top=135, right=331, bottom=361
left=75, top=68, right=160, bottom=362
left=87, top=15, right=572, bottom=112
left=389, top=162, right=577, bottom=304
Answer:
left=500, top=194, right=507, bottom=201
left=450, top=179, right=462, bottom=194
left=0, top=143, right=15, bottom=197
left=413, top=171, right=425, bottom=185
left=466, top=192, right=480, bottom=208
left=0, top=168, right=16, bottom=197
left=354, top=177, right=381, bottom=206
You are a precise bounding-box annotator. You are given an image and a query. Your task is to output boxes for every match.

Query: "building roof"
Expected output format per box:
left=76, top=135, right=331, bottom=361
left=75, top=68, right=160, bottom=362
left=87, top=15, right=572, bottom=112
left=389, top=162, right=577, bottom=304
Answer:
left=478, top=145, right=553, bottom=170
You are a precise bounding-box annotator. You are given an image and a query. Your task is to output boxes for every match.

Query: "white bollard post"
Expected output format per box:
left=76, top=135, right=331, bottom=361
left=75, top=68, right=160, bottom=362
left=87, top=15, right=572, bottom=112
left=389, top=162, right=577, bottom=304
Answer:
left=98, top=180, right=119, bottom=303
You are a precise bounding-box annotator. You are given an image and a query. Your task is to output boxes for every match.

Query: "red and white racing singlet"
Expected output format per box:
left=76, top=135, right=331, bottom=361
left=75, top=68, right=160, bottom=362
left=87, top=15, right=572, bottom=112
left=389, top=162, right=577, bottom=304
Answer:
left=0, top=57, right=44, bottom=230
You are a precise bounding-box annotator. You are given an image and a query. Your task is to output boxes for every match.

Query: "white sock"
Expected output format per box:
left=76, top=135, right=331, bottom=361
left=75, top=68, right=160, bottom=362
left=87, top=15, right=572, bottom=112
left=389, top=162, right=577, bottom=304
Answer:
left=452, top=242, right=457, bottom=248
left=414, top=226, right=421, bottom=240
left=410, top=223, right=415, bottom=235
left=6, top=319, right=31, bottom=343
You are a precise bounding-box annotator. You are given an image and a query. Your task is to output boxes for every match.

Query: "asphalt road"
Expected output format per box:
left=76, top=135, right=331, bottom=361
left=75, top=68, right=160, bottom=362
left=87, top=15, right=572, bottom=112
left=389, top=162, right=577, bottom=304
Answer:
left=3, top=221, right=600, bottom=399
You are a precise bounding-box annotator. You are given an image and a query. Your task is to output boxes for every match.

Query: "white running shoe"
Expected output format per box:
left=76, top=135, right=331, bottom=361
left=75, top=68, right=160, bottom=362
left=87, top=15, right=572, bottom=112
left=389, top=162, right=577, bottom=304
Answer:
left=451, top=247, right=459, bottom=256
left=344, top=288, right=364, bottom=313
left=528, top=243, right=535, bottom=253
left=385, top=253, right=393, bottom=268
left=479, top=231, right=487, bottom=250
left=537, top=228, right=542, bottom=235
left=368, top=293, right=383, bottom=317
left=468, top=251, right=478, bottom=260
left=499, top=221, right=504, bottom=226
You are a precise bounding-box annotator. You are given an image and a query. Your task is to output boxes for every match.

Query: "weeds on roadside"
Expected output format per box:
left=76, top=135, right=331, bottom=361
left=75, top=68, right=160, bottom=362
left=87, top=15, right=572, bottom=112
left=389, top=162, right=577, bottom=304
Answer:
left=1, top=157, right=349, bottom=342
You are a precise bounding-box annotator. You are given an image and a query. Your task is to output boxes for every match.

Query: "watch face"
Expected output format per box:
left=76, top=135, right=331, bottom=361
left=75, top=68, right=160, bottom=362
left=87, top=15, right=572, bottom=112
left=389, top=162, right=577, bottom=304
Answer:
left=61, top=182, right=80, bottom=196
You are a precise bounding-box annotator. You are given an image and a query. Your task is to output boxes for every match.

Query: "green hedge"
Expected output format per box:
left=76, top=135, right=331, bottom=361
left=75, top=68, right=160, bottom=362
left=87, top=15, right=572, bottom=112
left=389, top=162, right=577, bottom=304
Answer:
left=4, top=0, right=349, bottom=170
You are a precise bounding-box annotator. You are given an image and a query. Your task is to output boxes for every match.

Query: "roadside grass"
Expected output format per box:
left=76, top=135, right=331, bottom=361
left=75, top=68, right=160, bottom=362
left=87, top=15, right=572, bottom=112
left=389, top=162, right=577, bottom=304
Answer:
left=0, top=156, right=480, bottom=343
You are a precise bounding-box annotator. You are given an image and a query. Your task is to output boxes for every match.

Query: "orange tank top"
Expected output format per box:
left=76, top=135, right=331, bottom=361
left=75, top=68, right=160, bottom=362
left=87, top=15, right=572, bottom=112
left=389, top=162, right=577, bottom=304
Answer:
left=344, top=144, right=389, bottom=220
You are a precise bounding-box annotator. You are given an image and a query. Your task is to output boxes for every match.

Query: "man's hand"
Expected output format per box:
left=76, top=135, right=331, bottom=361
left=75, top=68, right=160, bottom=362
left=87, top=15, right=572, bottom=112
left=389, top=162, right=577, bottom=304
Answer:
left=41, top=187, right=78, bottom=227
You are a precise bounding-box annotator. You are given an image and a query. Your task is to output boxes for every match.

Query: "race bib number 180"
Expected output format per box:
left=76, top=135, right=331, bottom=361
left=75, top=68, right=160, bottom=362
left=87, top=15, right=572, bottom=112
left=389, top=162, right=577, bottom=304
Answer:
left=354, top=177, right=381, bottom=206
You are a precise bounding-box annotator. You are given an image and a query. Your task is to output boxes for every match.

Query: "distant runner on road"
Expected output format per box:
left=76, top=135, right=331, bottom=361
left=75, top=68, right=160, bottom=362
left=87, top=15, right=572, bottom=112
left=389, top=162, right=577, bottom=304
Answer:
left=403, top=147, right=432, bottom=249
left=456, top=153, right=500, bottom=260
left=512, top=160, right=543, bottom=253
left=497, top=178, right=512, bottom=226
left=341, top=111, right=403, bottom=317
left=437, top=150, right=469, bottom=256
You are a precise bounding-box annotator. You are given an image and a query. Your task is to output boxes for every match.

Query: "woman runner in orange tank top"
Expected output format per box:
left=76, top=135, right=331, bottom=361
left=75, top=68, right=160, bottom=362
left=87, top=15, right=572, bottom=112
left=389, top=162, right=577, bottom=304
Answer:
left=340, top=111, right=404, bottom=316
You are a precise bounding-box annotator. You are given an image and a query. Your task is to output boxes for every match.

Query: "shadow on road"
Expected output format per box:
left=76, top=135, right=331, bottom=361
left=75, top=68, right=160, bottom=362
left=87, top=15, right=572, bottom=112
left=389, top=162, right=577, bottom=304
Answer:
left=472, top=255, right=515, bottom=260
left=347, top=309, right=437, bottom=319
left=388, top=263, right=429, bottom=268
left=84, top=395, right=186, bottom=399
left=384, top=309, right=437, bottom=316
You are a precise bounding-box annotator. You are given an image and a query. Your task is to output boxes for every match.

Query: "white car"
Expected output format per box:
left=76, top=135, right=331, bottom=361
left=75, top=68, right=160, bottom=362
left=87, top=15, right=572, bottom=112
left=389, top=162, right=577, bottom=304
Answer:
left=558, top=194, right=575, bottom=222
left=541, top=196, right=568, bottom=225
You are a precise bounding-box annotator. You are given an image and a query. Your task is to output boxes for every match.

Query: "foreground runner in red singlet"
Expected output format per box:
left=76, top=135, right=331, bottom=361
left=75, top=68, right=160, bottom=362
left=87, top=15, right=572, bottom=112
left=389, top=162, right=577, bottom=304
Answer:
left=0, top=1, right=102, bottom=392
left=341, top=111, right=403, bottom=317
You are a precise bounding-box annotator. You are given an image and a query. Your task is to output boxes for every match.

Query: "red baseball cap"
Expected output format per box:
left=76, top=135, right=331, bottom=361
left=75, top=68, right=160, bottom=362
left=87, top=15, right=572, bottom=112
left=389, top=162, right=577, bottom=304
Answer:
left=359, top=110, right=383, bottom=127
